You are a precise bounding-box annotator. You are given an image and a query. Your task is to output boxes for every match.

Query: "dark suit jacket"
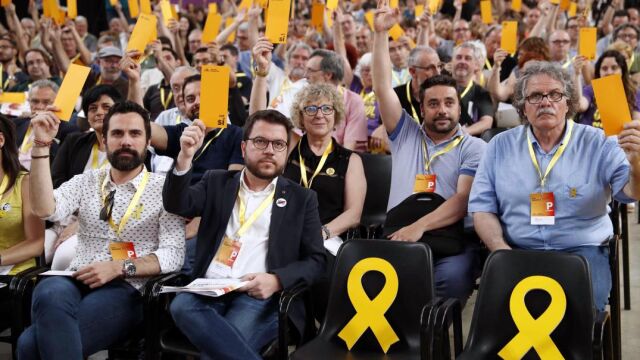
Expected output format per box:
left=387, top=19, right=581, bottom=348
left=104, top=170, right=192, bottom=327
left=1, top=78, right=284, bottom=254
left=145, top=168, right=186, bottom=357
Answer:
left=163, top=169, right=326, bottom=336
left=13, top=117, right=78, bottom=164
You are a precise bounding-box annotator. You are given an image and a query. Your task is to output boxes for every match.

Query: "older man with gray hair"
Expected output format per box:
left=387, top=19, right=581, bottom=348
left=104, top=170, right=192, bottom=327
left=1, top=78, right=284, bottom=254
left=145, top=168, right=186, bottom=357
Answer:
left=469, top=61, right=640, bottom=311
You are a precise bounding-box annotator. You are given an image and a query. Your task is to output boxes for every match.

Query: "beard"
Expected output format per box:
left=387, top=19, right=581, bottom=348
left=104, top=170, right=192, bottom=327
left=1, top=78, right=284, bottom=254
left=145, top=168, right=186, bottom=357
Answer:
left=425, top=115, right=458, bottom=134
left=245, top=156, right=283, bottom=181
left=187, top=105, right=199, bottom=120
left=108, top=148, right=145, bottom=171
left=289, top=66, right=306, bottom=80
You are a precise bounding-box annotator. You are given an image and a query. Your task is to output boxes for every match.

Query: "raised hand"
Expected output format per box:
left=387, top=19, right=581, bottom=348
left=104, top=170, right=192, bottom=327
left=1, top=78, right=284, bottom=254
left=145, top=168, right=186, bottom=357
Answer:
left=177, top=120, right=206, bottom=169
left=30, top=106, right=62, bottom=144
left=120, top=51, right=142, bottom=82
left=619, top=120, right=640, bottom=167
left=373, top=0, right=402, bottom=33
left=252, top=37, right=273, bottom=73
left=493, top=48, right=509, bottom=68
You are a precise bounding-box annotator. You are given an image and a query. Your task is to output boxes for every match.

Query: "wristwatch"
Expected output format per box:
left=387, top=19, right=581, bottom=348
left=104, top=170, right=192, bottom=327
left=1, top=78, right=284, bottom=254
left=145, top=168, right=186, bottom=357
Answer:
left=254, top=64, right=269, bottom=77
left=321, top=225, right=331, bottom=240
left=122, top=259, right=136, bottom=278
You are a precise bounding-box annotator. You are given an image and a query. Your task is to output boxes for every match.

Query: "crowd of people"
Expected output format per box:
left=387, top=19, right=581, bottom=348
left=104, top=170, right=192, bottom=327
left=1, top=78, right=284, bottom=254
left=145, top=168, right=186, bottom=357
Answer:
left=0, top=0, right=639, bottom=358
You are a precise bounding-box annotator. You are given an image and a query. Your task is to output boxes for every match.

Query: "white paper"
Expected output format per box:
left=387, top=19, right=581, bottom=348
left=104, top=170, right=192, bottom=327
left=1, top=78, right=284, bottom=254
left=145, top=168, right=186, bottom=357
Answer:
left=0, top=282, right=6, bottom=289
left=531, top=216, right=555, bottom=225
left=160, top=278, right=248, bottom=297
left=39, top=270, right=75, bottom=276
left=324, top=236, right=343, bottom=256
left=0, top=265, right=14, bottom=275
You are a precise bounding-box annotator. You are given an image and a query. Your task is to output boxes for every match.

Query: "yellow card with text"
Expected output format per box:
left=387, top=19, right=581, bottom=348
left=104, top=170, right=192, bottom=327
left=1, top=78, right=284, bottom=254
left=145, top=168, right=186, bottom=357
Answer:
left=512, top=0, right=522, bottom=11
left=128, top=0, right=140, bottom=18
left=389, top=24, right=405, bottom=40
left=501, top=21, right=518, bottom=54
left=202, top=11, right=222, bottom=44
left=579, top=27, right=597, bottom=60
left=160, top=0, right=175, bottom=25
left=415, top=5, right=424, bottom=18
left=67, top=0, right=77, bottom=18
left=593, top=74, right=632, bottom=136
left=311, top=3, right=324, bottom=32
left=127, top=13, right=157, bottom=55
left=200, top=65, right=229, bottom=128
left=480, top=0, right=492, bottom=24
left=0, top=93, right=25, bottom=104
left=53, top=64, right=90, bottom=121
left=140, top=0, right=152, bottom=14
left=568, top=2, right=577, bottom=17
left=265, top=0, right=291, bottom=44
left=327, top=0, right=338, bottom=10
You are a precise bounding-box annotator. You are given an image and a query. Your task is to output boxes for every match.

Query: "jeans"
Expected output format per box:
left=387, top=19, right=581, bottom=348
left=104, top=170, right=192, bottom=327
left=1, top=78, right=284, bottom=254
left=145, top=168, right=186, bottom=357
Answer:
left=434, top=242, right=482, bottom=308
left=181, top=235, right=197, bottom=276
left=170, top=292, right=278, bottom=360
left=17, top=276, right=142, bottom=360
left=563, top=245, right=611, bottom=311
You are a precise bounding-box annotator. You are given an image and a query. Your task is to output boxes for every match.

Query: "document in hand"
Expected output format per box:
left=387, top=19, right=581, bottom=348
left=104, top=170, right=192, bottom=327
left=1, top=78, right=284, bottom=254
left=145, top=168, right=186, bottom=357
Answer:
left=160, top=278, right=249, bottom=297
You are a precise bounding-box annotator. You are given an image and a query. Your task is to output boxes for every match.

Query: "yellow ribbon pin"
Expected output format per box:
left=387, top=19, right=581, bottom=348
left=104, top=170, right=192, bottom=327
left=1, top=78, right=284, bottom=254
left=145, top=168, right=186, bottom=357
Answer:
left=498, top=275, right=567, bottom=360
left=337, top=257, right=400, bottom=353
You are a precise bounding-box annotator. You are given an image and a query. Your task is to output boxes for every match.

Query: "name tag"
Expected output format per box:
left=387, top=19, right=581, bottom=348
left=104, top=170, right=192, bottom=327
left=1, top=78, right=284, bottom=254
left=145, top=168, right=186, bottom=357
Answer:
left=109, top=242, right=137, bottom=260
left=209, top=236, right=242, bottom=277
left=530, top=192, right=555, bottom=225
left=414, top=174, right=436, bottom=193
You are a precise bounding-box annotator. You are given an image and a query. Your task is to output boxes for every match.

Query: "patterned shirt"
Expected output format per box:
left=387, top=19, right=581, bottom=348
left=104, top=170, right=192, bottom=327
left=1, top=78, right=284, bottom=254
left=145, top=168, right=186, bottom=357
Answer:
left=46, top=167, right=186, bottom=290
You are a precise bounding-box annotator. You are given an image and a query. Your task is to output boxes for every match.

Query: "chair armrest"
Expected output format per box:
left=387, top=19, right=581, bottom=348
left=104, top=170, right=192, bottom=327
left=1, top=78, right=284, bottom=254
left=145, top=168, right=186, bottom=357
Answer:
left=278, top=282, right=311, bottom=360
left=434, top=298, right=463, bottom=359
left=420, top=297, right=443, bottom=360
left=593, top=310, right=612, bottom=360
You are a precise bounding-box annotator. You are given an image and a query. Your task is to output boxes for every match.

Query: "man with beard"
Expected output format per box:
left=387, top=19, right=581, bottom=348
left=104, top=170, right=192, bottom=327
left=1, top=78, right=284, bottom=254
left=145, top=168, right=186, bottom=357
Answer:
left=164, top=109, right=325, bottom=359
left=262, top=42, right=312, bottom=115
left=451, top=43, right=494, bottom=136
left=372, top=0, right=486, bottom=306
left=84, top=46, right=129, bottom=99
left=0, top=36, right=28, bottom=91
left=18, top=101, right=185, bottom=359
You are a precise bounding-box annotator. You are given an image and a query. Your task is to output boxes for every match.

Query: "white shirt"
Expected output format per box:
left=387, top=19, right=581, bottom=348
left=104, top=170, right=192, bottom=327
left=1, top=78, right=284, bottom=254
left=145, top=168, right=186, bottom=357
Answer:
left=269, top=77, right=308, bottom=119
left=152, top=107, right=191, bottom=175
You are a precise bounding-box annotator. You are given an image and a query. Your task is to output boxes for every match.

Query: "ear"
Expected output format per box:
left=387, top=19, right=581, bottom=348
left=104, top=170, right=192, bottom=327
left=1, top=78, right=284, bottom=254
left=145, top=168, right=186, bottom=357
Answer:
left=241, top=140, right=247, bottom=159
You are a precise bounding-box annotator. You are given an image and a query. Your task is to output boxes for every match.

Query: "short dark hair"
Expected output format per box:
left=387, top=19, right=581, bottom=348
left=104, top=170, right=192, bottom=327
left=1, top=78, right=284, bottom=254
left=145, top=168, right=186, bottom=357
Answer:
left=419, top=74, right=461, bottom=104
left=182, top=74, right=201, bottom=97
left=82, top=85, right=122, bottom=115
left=309, top=49, right=344, bottom=83
left=103, top=101, right=151, bottom=141
left=220, top=43, right=239, bottom=57
left=243, top=110, right=293, bottom=143
left=613, top=9, right=629, bottom=19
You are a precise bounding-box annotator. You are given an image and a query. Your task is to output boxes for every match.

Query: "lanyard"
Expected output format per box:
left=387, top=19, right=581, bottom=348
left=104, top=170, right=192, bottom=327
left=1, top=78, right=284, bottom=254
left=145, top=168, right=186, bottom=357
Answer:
left=236, top=188, right=275, bottom=238
left=562, top=56, right=574, bottom=69
left=526, top=120, right=574, bottom=187
left=405, top=81, right=421, bottom=124
left=20, top=126, right=33, bottom=153
left=160, top=87, right=173, bottom=110
left=0, top=64, right=7, bottom=90
left=193, top=128, right=225, bottom=162
left=485, top=58, right=492, bottom=71
left=392, top=69, right=409, bottom=85
left=96, top=75, right=102, bottom=85
left=101, top=169, right=150, bottom=237
left=460, top=80, right=473, bottom=99
left=175, top=114, right=181, bottom=125
left=359, top=89, right=376, bottom=103
left=421, top=135, right=464, bottom=173
left=630, top=53, right=635, bottom=71
left=91, top=142, right=108, bottom=169
left=269, top=78, right=292, bottom=108
left=298, top=138, right=333, bottom=188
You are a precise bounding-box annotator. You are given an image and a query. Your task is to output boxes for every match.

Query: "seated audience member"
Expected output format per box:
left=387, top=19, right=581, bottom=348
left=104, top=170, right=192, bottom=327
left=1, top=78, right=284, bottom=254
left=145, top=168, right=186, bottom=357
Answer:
left=349, top=53, right=382, bottom=139
left=164, top=110, right=325, bottom=359
left=469, top=61, right=640, bottom=311
left=142, top=41, right=180, bottom=121
left=372, top=2, right=486, bottom=305
left=17, top=102, right=185, bottom=359
left=10, top=49, right=61, bottom=92
left=83, top=46, right=129, bottom=99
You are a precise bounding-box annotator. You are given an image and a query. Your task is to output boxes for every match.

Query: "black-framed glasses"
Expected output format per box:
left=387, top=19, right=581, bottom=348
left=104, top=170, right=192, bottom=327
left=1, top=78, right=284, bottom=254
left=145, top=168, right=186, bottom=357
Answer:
left=248, top=137, right=288, bottom=152
left=100, top=190, right=116, bottom=222
left=412, top=63, right=442, bottom=73
left=525, top=91, right=565, bottom=104
left=303, top=105, right=335, bottom=116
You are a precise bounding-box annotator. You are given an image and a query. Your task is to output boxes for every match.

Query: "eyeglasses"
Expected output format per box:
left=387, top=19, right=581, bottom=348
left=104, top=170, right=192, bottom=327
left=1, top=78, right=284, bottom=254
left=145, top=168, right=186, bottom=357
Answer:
left=618, top=32, right=638, bottom=40
left=551, top=39, right=571, bottom=45
left=525, top=91, right=565, bottom=104
left=303, top=104, right=335, bottom=116
left=100, top=190, right=116, bottom=222
left=248, top=137, right=288, bottom=152
left=305, top=67, right=322, bottom=74
left=454, top=28, right=470, bottom=33
left=412, top=64, right=442, bottom=73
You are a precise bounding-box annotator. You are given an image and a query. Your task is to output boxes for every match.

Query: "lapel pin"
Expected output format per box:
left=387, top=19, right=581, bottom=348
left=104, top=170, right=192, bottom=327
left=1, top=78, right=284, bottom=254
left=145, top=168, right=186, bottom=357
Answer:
left=276, top=198, right=287, bottom=208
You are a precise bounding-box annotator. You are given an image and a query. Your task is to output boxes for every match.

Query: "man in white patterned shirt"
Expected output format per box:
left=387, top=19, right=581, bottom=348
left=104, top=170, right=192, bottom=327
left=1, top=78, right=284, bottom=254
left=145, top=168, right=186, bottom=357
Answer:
left=17, top=101, right=185, bottom=360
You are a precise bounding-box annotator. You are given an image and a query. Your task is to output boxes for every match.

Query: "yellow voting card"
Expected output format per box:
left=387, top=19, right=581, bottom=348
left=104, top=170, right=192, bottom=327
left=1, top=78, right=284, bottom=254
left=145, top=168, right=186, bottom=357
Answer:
left=43, top=0, right=53, bottom=18
left=428, top=0, right=440, bottom=14
left=415, top=5, right=424, bottom=18
left=579, top=27, right=597, bottom=60
left=390, top=0, right=399, bottom=8
left=265, top=0, right=291, bottom=44
left=52, top=5, right=65, bottom=25
left=225, top=17, right=236, bottom=43
left=127, top=13, right=157, bottom=55
left=110, top=0, right=118, bottom=5
left=67, top=0, right=77, bottom=18
left=550, top=0, right=560, bottom=4
left=568, top=2, right=577, bottom=17
left=200, top=65, right=229, bottom=129
left=0, top=93, right=25, bottom=104
left=560, top=0, right=570, bottom=10
left=501, top=21, right=518, bottom=55
left=481, top=0, right=492, bottom=24
left=364, top=11, right=374, bottom=30
left=160, top=0, right=175, bottom=25
left=128, top=0, right=140, bottom=18
left=202, top=11, right=222, bottom=44
left=140, top=0, right=151, bottom=14
left=592, top=74, right=632, bottom=136
left=327, top=0, right=338, bottom=10
left=389, top=24, right=405, bottom=40
left=512, top=0, right=522, bottom=11
left=0, top=0, right=10, bottom=7
left=53, top=64, right=90, bottom=121
left=209, top=2, right=217, bottom=13
left=311, top=3, right=324, bottom=32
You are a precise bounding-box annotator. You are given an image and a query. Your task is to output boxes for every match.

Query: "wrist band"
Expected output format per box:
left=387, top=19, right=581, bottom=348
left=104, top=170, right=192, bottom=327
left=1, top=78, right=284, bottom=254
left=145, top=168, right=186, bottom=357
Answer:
left=33, top=138, right=53, bottom=147
left=31, top=154, right=50, bottom=159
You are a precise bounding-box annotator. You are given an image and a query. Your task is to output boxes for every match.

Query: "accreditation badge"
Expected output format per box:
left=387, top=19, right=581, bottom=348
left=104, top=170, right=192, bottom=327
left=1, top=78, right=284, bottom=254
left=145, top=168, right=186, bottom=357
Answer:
left=530, top=192, right=555, bottom=225
left=109, top=242, right=137, bottom=260
left=209, top=236, right=242, bottom=276
left=413, top=174, right=436, bottom=193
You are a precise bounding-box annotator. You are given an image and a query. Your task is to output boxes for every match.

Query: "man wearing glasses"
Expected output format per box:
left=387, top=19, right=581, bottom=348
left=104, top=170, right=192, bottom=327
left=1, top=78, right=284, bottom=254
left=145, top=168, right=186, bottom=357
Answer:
left=548, top=30, right=575, bottom=73
left=469, top=62, right=640, bottom=311
left=18, top=101, right=185, bottom=358
left=164, top=110, right=325, bottom=359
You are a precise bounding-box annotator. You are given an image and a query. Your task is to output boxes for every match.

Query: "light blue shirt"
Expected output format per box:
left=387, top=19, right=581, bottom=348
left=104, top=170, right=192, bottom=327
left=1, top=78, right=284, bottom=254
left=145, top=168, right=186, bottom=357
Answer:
left=468, top=122, right=635, bottom=250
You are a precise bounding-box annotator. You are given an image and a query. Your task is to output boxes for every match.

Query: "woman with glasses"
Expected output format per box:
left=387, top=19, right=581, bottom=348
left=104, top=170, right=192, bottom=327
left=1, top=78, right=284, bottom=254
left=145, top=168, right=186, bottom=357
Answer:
left=283, top=83, right=366, bottom=320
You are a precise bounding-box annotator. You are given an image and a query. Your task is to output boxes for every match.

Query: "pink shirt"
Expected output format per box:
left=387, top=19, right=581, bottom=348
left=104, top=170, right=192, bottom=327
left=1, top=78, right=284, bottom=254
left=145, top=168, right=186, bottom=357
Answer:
left=334, top=88, right=368, bottom=153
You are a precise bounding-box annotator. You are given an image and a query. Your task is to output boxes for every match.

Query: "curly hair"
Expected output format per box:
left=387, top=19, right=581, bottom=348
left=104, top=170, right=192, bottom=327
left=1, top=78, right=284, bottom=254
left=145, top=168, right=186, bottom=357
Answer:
left=290, top=83, right=345, bottom=131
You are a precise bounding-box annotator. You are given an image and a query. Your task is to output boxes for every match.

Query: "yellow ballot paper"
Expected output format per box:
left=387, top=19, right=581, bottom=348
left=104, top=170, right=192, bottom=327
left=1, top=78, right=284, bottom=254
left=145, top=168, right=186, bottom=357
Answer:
left=128, top=0, right=140, bottom=18
left=327, top=0, right=338, bottom=10
left=579, top=27, right=597, bottom=60
left=53, top=64, right=90, bottom=121
left=0, top=93, right=26, bottom=104
left=568, top=2, right=577, bottom=17
left=480, top=0, right=492, bottom=24
left=52, top=5, right=65, bottom=25
left=512, top=0, right=522, bottom=11
left=415, top=5, right=424, bottom=18
left=389, top=24, right=405, bottom=41
left=202, top=11, right=222, bottom=44
left=501, top=21, right=518, bottom=55
left=43, top=0, right=53, bottom=18
left=200, top=65, right=229, bottom=128
left=365, top=11, right=374, bottom=31
left=140, top=0, right=152, bottom=14
left=265, top=0, right=291, bottom=44
left=428, top=0, right=440, bottom=14
left=560, top=0, right=570, bottom=10
left=225, top=17, right=236, bottom=43
left=67, top=0, right=77, bottom=18
left=110, top=0, right=118, bottom=5
left=311, top=3, right=324, bottom=32
left=209, top=2, right=217, bottom=13
left=1, top=0, right=11, bottom=7
left=127, top=14, right=157, bottom=55
left=592, top=75, right=632, bottom=136
left=550, top=0, right=560, bottom=4
left=160, top=0, right=175, bottom=25
left=390, top=0, right=399, bottom=8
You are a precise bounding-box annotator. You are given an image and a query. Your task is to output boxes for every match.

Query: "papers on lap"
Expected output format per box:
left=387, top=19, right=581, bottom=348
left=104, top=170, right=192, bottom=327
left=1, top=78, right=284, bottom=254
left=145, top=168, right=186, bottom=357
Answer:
left=39, top=270, right=75, bottom=276
left=160, top=278, right=249, bottom=297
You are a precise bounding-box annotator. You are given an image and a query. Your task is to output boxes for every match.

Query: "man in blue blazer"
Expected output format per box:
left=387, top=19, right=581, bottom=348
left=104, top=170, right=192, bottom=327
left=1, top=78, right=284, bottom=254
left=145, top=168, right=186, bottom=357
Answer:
left=163, top=109, right=326, bottom=360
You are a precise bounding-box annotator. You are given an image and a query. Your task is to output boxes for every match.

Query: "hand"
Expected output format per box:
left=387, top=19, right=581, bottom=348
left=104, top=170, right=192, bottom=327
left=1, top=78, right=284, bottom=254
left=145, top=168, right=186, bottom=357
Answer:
left=120, top=51, right=142, bottom=82
left=418, top=9, right=432, bottom=29
left=369, top=124, right=388, bottom=151
left=150, top=39, right=163, bottom=58
left=238, top=273, right=282, bottom=299
left=31, top=107, right=61, bottom=143
left=453, top=0, right=462, bottom=10
left=247, top=3, right=263, bottom=20
left=205, top=41, right=222, bottom=64
left=493, top=48, right=508, bottom=68
left=252, top=37, right=273, bottom=73
left=53, top=219, right=79, bottom=251
left=234, top=8, right=248, bottom=23
left=113, top=0, right=123, bottom=12
left=178, top=120, right=206, bottom=161
left=74, top=261, right=123, bottom=289
left=619, top=120, right=640, bottom=166
left=573, top=55, right=587, bottom=76
left=387, top=221, right=424, bottom=242
left=373, top=0, right=402, bottom=33
left=167, top=18, right=179, bottom=34
left=332, top=7, right=345, bottom=25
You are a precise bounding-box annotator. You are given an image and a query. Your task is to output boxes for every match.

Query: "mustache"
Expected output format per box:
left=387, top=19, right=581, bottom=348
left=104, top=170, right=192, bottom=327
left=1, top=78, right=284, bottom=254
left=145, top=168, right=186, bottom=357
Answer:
left=113, top=148, right=138, bottom=157
left=536, top=108, right=556, bottom=117
left=434, top=116, right=452, bottom=121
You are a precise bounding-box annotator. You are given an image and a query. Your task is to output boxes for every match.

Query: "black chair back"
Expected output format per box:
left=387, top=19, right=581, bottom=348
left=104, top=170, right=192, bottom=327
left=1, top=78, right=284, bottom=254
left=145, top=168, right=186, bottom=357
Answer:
left=461, top=250, right=596, bottom=360
left=318, top=239, right=435, bottom=354
left=359, top=154, right=392, bottom=229
left=480, top=127, right=507, bottom=143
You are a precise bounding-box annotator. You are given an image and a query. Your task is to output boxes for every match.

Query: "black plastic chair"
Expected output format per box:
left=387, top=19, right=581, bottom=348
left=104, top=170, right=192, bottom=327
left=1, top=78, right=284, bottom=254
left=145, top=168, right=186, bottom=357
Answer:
left=359, top=154, right=392, bottom=239
left=456, top=250, right=612, bottom=360
left=480, top=127, right=507, bottom=143
left=290, top=239, right=445, bottom=360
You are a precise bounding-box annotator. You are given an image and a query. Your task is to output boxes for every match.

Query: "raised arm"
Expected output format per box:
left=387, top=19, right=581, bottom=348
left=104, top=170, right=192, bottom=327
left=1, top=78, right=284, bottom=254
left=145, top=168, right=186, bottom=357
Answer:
left=487, top=49, right=514, bottom=102
left=29, top=109, right=62, bottom=218
left=66, top=20, right=92, bottom=65
left=216, top=9, right=246, bottom=45
left=248, top=37, right=272, bottom=114
left=121, top=50, right=144, bottom=106
left=332, top=8, right=353, bottom=87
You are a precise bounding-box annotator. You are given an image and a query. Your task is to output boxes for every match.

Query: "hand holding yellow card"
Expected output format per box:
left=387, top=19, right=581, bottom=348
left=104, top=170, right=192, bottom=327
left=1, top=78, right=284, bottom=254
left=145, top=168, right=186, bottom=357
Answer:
left=200, top=66, right=230, bottom=128
left=128, top=0, right=140, bottom=18
left=265, top=0, right=291, bottom=44
left=480, top=0, right=492, bottom=24
left=53, top=64, right=91, bottom=121
left=579, top=27, right=597, bottom=60
left=501, top=21, right=518, bottom=55
left=202, top=8, right=222, bottom=44
left=160, top=0, right=175, bottom=26
left=127, top=14, right=157, bottom=55
left=592, top=74, right=632, bottom=136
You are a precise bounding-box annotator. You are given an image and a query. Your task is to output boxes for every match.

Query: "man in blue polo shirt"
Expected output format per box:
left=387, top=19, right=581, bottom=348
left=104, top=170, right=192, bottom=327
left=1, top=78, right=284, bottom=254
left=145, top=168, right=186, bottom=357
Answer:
left=372, top=1, right=486, bottom=305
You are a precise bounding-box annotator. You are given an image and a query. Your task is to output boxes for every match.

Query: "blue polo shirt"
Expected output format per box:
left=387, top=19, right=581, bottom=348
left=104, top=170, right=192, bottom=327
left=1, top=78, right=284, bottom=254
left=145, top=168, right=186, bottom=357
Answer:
left=157, top=123, right=244, bottom=184
left=468, top=122, right=635, bottom=250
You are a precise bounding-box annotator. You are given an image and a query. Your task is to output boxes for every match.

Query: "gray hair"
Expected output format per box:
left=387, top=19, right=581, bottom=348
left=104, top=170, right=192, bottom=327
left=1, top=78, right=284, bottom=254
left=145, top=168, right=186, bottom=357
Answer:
left=29, top=79, right=59, bottom=97
left=453, top=41, right=484, bottom=63
left=309, top=49, right=344, bottom=83
left=513, top=61, right=579, bottom=121
left=287, top=42, right=312, bottom=62
left=75, top=16, right=88, bottom=24
left=407, top=46, right=438, bottom=67
left=290, top=83, right=345, bottom=131
left=355, top=52, right=372, bottom=78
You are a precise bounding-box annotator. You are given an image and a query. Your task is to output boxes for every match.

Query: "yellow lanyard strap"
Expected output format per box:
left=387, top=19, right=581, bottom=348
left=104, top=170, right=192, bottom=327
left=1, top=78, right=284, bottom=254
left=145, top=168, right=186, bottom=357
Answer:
left=20, top=126, right=33, bottom=153
left=526, top=120, right=574, bottom=187
left=175, top=115, right=181, bottom=125
left=630, top=53, right=635, bottom=71
left=91, top=142, right=108, bottom=169
left=562, top=56, right=575, bottom=69
left=298, top=139, right=333, bottom=188
left=0, top=175, right=7, bottom=196
left=421, top=135, right=464, bottom=173
left=236, top=189, right=275, bottom=238
left=193, top=128, right=225, bottom=162
left=405, top=81, right=421, bottom=124
left=460, top=79, right=474, bottom=99
left=359, top=89, right=376, bottom=103
left=485, top=58, right=492, bottom=71
left=102, top=170, right=150, bottom=237
left=160, top=87, right=173, bottom=110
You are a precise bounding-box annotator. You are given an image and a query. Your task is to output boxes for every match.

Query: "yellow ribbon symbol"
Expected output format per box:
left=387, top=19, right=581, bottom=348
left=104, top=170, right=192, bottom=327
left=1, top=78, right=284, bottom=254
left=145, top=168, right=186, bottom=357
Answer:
left=498, top=275, right=567, bottom=360
left=337, top=257, right=400, bottom=353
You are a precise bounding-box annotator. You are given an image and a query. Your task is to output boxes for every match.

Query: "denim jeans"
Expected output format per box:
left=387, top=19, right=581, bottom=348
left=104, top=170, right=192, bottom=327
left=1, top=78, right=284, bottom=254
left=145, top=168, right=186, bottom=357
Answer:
left=16, top=276, right=142, bottom=360
left=563, top=245, right=611, bottom=311
left=181, top=235, right=197, bottom=276
left=170, top=291, right=278, bottom=360
left=434, top=242, right=482, bottom=308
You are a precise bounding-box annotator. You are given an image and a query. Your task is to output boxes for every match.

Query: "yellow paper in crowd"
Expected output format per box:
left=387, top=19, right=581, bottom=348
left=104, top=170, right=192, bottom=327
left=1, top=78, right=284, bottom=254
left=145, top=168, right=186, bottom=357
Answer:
left=501, top=21, right=518, bottom=55
left=67, top=0, right=77, bottom=18
left=311, top=3, right=325, bottom=32
left=160, top=0, right=175, bottom=25
left=480, top=0, right=492, bottom=24
left=238, top=0, right=252, bottom=11
left=579, top=27, right=597, bottom=60
left=257, top=0, right=269, bottom=8
left=126, top=13, right=157, bottom=55
left=110, top=0, right=118, bottom=6
left=327, top=0, right=338, bottom=10
left=140, top=0, right=152, bottom=14
left=43, top=0, right=53, bottom=18
left=171, top=4, right=179, bottom=19
left=560, top=0, right=571, bottom=10
left=202, top=11, right=222, bottom=44
left=225, top=17, right=236, bottom=43
left=209, top=2, right=217, bottom=13
left=200, top=65, right=229, bottom=128
left=53, top=64, right=91, bottom=121
left=568, top=2, right=577, bottom=17
left=390, top=0, right=399, bottom=8
left=389, top=24, right=405, bottom=40
left=428, top=0, right=440, bottom=14
left=415, top=4, right=424, bottom=18
left=592, top=74, right=632, bottom=136
left=512, top=0, right=522, bottom=11
left=265, top=0, right=291, bottom=44
left=128, top=0, right=140, bottom=18
left=550, top=0, right=560, bottom=4
left=0, top=0, right=11, bottom=7
left=52, top=6, right=66, bottom=26
left=364, top=11, right=374, bottom=30
left=0, top=93, right=26, bottom=104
